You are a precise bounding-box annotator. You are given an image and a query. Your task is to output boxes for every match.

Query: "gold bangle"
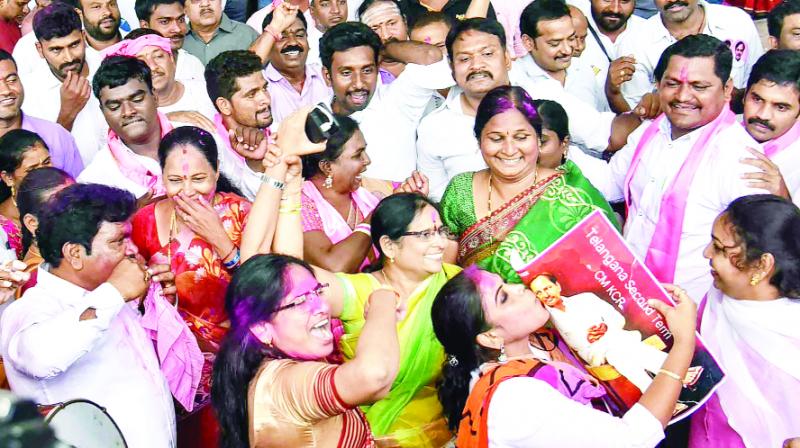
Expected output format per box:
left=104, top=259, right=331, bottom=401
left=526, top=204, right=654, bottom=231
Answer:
left=658, top=368, right=683, bottom=383
left=279, top=209, right=301, bottom=215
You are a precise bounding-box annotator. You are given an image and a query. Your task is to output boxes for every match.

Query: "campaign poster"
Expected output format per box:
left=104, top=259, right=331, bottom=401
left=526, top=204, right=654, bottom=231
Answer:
left=510, top=210, right=725, bottom=424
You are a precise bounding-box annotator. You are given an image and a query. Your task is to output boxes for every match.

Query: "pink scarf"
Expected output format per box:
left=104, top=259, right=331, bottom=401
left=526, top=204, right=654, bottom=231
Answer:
left=698, top=288, right=800, bottom=448
left=139, top=282, right=204, bottom=412
left=107, top=111, right=173, bottom=197
left=301, top=181, right=380, bottom=269
left=764, top=121, right=800, bottom=158
left=623, top=105, right=736, bottom=282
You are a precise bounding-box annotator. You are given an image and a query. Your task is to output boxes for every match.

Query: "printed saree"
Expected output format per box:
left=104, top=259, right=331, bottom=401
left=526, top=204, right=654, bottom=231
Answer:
left=440, top=161, right=617, bottom=283
left=336, top=264, right=462, bottom=447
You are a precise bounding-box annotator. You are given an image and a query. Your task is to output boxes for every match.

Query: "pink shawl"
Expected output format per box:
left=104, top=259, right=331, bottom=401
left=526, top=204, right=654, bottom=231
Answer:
left=697, top=288, right=800, bottom=448
left=623, top=105, right=737, bottom=282
left=301, top=181, right=380, bottom=269
left=140, top=282, right=204, bottom=412
left=764, top=121, right=800, bottom=158
left=107, top=111, right=173, bottom=197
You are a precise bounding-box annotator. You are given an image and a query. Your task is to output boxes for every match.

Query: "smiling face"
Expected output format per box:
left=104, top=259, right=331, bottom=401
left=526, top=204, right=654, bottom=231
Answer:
left=99, top=78, right=159, bottom=145
left=530, top=275, right=564, bottom=308
left=80, top=0, right=121, bottom=42
left=479, top=108, right=539, bottom=182
left=384, top=205, right=447, bottom=276
left=135, top=45, right=176, bottom=94
left=658, top=55, right=731, bottom=137
left=310, top=0, right=347, bottom=31
left=325, top=45, right=378, bottom=115
left=744, top=79, right=800, bottom=143
left=524, top=16, right=576, bottom=74
left=450, top=30, right=511, bottom=99
left=266, top=265, right=334, bottom=360
left=142, top=2, right=188, bottom=51
left=591, top=0, right=634, bottom=33
left=0, top=59, right=22, bottom=121
left=477, top=271, right=550, bottom=343
left=655, top=0, right=698, bottom=24
left=327, top=129, right=370, bottom=193
left=703, top=214, right=752, bottom=297
left=185, top=0, right=221, bottom=29
left=163, top=143, right=218, bottom=200
left=36, top=30, right=87, bottom=81
left=269, top=17, right=309, bottom=73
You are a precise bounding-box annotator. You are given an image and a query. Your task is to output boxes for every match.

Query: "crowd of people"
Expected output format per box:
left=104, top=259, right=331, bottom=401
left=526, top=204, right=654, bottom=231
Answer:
left=0, top=0, right=798, bottom=446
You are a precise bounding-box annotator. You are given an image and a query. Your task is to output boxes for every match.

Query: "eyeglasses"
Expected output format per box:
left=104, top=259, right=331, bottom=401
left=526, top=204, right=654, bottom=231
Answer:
left=401, top=226, right=456, bottom=242
left=275, top=283, right=329, bottom=312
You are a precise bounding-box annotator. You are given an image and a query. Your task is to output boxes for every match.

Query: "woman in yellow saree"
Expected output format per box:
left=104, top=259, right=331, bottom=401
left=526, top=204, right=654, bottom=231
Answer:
left=313, top=193, right=461, bottom=447
left=439, top=87, right=617, bottom=282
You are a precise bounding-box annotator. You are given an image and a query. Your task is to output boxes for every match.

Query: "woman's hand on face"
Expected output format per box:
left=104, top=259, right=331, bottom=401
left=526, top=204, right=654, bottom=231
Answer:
left=275, top=106, right=327, bottom=157
left=393, top=171, right=429, bottom=197
left=173, top=193, right=229, bottom=248
left=650, top=284, right=698, bottom=348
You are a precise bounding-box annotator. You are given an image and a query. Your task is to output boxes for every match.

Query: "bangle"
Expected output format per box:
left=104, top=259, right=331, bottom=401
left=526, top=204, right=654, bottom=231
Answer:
left=260, top=174, right=285, bottom=190
left=279, top=202, right=301, bottom=214
left=264, top=24, right=282, bottom=41
left=223, top=248, right=241, bottom=269
left=657, top=368, right=683, bottom=383
left=354, top=223, right=371, bottom=237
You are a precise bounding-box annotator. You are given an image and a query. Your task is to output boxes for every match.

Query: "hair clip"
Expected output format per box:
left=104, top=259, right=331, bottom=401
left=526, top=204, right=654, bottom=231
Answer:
left=447, top=355, right=459, bottom=367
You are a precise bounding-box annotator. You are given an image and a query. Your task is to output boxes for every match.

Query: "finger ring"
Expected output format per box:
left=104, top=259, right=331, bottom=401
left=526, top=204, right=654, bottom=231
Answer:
left=620, top=70, right=625, bottom=77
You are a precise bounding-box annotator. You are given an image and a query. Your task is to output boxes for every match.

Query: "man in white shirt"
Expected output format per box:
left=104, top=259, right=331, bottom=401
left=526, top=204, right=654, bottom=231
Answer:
left=23, top=3, right=107, bottom=165
left=531, top=274, right=668, bottom=393
left=0, top=183, right=176, bottom=448
left=416, top=18, right=509, bottom=201
left=117, top=29, right=217, bottom=119
left=572, top=35, right=766, bottom=301
left=568, top=0, right=646, bottom=113
left=79, top=55, right=264, bottom=201
left=250, top=4, right=332, bottom=125
left=320, top=21, right=452, bottom=181
left=739, top=50, right=800, bottom=203
left=616, top=0, right=763, bottom=109
left=135, top=0, right=207, bottom=83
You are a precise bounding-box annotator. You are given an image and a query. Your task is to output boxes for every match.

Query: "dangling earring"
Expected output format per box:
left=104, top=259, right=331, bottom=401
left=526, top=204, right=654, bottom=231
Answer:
left=324, top=173, right=333, bottom=189
left=10, top=183, right=16, bottom=206
left=497, top=343, right=507, bottom=363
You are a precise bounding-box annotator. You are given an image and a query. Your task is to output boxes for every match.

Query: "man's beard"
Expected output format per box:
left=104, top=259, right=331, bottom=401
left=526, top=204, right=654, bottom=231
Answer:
left=85, top=19, right=121, bottom=42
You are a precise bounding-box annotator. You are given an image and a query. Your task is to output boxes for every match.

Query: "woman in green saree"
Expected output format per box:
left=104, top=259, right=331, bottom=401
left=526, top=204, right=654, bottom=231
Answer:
left=311, top=193, right=461, bottom=447
left=440, top=87, right=617, bottom=283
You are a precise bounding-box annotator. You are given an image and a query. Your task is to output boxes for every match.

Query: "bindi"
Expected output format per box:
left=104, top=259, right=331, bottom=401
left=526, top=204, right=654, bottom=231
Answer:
left=679, top=64, right=689, bottom=83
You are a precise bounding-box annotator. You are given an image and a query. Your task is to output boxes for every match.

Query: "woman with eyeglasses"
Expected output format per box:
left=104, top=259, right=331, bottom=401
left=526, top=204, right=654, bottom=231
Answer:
left=286, top=192, right=460, bottom=447
left=212, top=254, right=401, bottom=448
left=439, top=86, right=616, bottom=282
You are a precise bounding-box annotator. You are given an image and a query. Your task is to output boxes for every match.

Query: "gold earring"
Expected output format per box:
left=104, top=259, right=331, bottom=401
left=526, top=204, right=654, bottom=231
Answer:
left=324, top=174, right=333, bottom=189
left=10, top=183, right=16, bottom=206
left=497, top=343, right=507, bottom=363
left=749, top=273, right=761, bottom=286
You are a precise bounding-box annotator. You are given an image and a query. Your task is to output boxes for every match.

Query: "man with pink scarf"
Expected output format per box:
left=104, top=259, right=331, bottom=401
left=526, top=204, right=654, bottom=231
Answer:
left=738, top=50, right=800, bottom=205
left=571, top=35, right=767, bottom=302
left=77, top=54, right=265, bottom=202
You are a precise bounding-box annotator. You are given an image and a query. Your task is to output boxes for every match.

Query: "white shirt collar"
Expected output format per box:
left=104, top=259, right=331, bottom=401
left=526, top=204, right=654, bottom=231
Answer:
left=34, top=267, right=93, bottom=303
left=651, top=1, right=721, bottom=41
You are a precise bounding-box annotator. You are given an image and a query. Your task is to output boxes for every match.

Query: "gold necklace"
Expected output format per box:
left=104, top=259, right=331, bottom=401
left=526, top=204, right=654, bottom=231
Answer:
left=487, top=168, right=538, bottom=213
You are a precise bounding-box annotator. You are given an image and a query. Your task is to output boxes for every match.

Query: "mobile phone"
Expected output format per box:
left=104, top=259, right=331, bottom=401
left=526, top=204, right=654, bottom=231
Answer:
left=305, top=102, right=340, bottom=143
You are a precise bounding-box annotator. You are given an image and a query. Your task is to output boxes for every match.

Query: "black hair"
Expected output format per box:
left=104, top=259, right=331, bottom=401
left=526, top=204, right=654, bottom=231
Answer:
left=123, top=27, right=165, bottom=40
left=364, top=193, right=438, bottom=272
left=301, top=115, right=359, bottom=179
left=411, top=11, right=456, bottom=33
left=212, top=254, right=312, bottom=448
left=205, top=50, right=264, bottom=110
left=357, top=0, right=406, bottom=21
left=158, top=126, right=243, bottom=196
left=135, top=0, right=185, bottom=22
left=431, top=269, right=491, bottom=431
left=262, top=8, right=308, bottom=31
left=768, top=0, right=800, bottom=38
left=445, top=18, right=506, bottom=62
left=0, top=130, right=48, bottom=203
left=520, top=0, right=571, bottom=40
left=16, top=167, right=73, bottom=255
left=654, top=34, right=732, bottom=84
left=33, top=2, right=83, bottom=42
left=92, top=55, right=154, bottom=100
left=37, top=183, right=136, bottom=267
left=723, top=194, right=800, bottom=299
left=319, top=22, right=382, bottom=71
left=474, top=85, right=542, bottom=138
left=532, top=99, right=570, bottom=142
left=746, top=49, right=800, bottom=95
left=0, top=49, right=15, bottom=69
